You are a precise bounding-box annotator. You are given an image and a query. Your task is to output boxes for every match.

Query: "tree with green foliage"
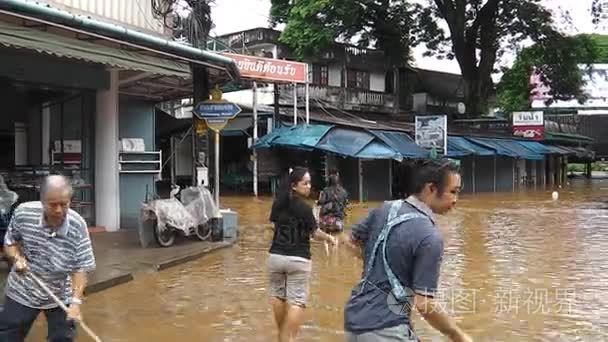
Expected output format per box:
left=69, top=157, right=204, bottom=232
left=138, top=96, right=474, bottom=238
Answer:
left=589, top=34, right=608, bottom=63
left=270, top=0, right=416, bottom=66
left=496, top=35, right=599, bottom=113
left=270, top=0, right=599, bottom=116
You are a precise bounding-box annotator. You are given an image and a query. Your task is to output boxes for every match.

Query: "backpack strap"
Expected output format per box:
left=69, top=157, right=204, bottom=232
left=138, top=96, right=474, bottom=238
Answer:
left=382, top=212, right=427, bottom=302
left=359, top=201, right=426, bottom=298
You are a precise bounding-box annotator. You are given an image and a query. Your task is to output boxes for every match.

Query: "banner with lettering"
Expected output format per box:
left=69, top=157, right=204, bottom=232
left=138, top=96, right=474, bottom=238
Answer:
left=222, top=53, right=307, bottom=84
left=512, top=111, right=544, bottom=141
left=415, top=115, right=447, bottom=155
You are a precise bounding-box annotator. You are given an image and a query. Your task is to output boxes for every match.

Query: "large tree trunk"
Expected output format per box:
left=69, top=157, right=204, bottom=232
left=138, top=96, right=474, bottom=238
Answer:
left=434, top=0, right=500, bottom=117
left=464, top=77, right=483, bottom=117
left=463, top=73, right=494, bottom=116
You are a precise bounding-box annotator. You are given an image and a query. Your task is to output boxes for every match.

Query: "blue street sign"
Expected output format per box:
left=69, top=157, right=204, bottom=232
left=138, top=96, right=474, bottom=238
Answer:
left=193, top=101, right=242, bottom=120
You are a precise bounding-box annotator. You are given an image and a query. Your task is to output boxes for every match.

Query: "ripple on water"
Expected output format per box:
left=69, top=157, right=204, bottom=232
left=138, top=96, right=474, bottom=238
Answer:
left=23, top=185, right=608, bottom=341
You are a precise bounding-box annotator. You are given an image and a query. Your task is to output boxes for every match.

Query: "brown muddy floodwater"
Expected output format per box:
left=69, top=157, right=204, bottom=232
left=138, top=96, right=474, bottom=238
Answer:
left=28, top=179, right=608, bottom=341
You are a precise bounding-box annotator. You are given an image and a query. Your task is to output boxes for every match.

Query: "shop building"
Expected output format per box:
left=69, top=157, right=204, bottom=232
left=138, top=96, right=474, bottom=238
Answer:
left=0, top=0, right=238, bottom=231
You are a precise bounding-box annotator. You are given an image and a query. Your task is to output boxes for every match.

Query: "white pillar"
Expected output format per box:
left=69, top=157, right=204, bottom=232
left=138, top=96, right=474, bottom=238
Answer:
left=531, top=160, right=537, bottom=189
left=512, top=159, right=516, bottom=192
left=293, top=83, right=297, bottom=125
left=493, top=156, right=497, bottom=192
left=215, top=130, right=220, bottom=207
left=358, top=159, right=363, bottom=202
left=95, top=69, right=120, bottom=231
left=305, top=65, right=310, bottom=125
left=252, top=81, right=258, bottom=197
left=472, top=157, right=476, bottom=193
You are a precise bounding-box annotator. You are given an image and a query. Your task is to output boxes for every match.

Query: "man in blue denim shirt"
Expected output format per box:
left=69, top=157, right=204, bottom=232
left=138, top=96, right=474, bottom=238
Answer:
left=344, top=159, right=472, bottom=342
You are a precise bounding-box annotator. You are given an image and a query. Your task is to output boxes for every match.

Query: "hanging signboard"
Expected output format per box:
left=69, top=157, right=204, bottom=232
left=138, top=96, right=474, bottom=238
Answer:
left=512, top=111, right=544, bottom=141
left=221, top=52, right=307, bottom=84
left=415, top=115, right=447, bottom=155
left=192, top=88, right=242, bottom=132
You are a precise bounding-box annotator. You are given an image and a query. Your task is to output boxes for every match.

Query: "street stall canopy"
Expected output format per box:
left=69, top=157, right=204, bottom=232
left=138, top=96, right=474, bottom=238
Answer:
left=253, top=124, right=419, bottom=161
left=315, top=127, right=375, bottom=157
left=540, top=144, right=577, bottom=155
left=315, top=127, right=405, bottom=160
left=513, top=140, right=576, bottom=156
left=369, top=130, right=429, bottom=158
left=447, top=136, right=495, bottom=157
left=355, top=141, right=405, bottom=160
left=465, top=137, right=544, bottom=160
left=252, top=124, right=333, bottom=151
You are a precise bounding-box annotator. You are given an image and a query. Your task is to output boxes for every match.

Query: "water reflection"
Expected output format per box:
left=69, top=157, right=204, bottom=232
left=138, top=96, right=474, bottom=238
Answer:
left=24, top=180, right=608, bottom=341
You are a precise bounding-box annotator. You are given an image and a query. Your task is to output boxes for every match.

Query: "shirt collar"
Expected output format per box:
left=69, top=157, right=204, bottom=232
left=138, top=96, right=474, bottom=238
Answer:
left=40, top=215, right=69, bottom=237
left=405, top=195, right=436, bottom=224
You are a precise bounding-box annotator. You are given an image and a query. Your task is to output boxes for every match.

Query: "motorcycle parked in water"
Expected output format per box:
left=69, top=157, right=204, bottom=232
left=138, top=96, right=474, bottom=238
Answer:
left=141, top=184, right=220, bottom=247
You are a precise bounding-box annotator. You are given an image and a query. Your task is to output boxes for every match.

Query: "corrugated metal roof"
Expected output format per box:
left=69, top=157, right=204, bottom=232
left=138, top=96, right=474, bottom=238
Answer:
left=0, top=21, right=190, bottom=77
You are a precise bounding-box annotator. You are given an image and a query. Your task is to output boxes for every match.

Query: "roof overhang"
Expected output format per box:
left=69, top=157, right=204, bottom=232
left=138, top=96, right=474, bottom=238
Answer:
left=0, top=0, right=240, bottom=101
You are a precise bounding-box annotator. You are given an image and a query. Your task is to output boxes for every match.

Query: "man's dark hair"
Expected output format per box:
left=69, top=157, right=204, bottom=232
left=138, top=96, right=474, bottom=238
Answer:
left=404, top=158, right=460, bottom=196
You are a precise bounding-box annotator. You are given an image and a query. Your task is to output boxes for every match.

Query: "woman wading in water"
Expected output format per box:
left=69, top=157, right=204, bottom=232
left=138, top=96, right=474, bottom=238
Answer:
left=317, top=171, right=349, bottom=235
left=267, top=167, right=338, bottom=342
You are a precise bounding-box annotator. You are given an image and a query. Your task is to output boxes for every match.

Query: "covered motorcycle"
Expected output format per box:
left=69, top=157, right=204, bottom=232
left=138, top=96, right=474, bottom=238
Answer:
left=141, top=185, right=220, bottom=247
left=0, top=175, right=19, bottom=248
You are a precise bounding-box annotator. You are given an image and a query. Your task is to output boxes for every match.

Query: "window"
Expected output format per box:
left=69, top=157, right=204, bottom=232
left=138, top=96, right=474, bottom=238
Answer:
left=312, top=64, right=328, bottom=86
left=346, top=69, right=370, bottom=89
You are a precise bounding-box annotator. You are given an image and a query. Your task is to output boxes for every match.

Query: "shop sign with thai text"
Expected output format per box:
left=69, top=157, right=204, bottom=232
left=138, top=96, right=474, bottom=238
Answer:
left=512, top=111, right=544, bottom=140
left=222, top=52, right=307, bottom=83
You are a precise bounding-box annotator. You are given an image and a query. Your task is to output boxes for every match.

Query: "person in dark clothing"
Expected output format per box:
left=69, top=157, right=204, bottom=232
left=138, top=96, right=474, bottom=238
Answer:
left=317, top=172, right=349, bottom=234
left=267, top=166, right=337, bottom=342
left=343, top=159, right=472, bottom=342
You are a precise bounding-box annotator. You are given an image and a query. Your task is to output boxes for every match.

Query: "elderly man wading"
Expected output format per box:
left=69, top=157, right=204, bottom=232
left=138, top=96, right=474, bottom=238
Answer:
left=0, top=175, right=96, bottom=342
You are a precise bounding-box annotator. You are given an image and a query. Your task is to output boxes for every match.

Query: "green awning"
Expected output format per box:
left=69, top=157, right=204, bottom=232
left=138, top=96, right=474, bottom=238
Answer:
left=544, top=131, right=594, bottom=144
left=0, top=21, right=190, bottom=78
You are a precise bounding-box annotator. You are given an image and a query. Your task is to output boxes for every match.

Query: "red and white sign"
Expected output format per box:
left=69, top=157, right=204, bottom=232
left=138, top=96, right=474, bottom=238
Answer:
left=512, top=111, right=544, bottom=141
left=222, top=52, right=307, bottom=83
left=513, top=126, right=544, bottom=140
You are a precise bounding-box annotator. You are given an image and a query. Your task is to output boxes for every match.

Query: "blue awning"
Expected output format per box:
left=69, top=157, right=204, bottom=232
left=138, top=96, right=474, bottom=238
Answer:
left=368, top=130, right=429, bottom=158
left=252, top=124, right=406, bottom=160
left=447, top=136, right=495, bottom=157
left=316, top=127, right=375, bottom=157
left=465, top=137, right=544, bottom=160
left=316, top=127, right=404, bottom=160
left=356, top=141, right=403, bottom=160
left=540, top=144, right=576, bottom=155
left=513, top=140, right=552, bottom=155
left=252, top=124, right=333, bottom=150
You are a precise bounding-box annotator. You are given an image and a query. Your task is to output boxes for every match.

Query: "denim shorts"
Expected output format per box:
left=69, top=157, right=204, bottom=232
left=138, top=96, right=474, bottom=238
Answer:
left=267, top=253, right=312, bottom=307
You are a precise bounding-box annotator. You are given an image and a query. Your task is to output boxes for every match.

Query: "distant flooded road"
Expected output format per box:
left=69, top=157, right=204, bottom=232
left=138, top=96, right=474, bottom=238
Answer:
left=29, top=179, right=608, bottom=341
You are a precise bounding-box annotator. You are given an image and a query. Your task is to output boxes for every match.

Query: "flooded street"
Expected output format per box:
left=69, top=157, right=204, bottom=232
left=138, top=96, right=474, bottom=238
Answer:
left=29, top=179, right=608, bottom=341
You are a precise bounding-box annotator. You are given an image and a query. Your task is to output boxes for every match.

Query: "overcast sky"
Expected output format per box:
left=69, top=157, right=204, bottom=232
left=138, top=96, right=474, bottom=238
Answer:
left=209, top=0, right=601, bottom=75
